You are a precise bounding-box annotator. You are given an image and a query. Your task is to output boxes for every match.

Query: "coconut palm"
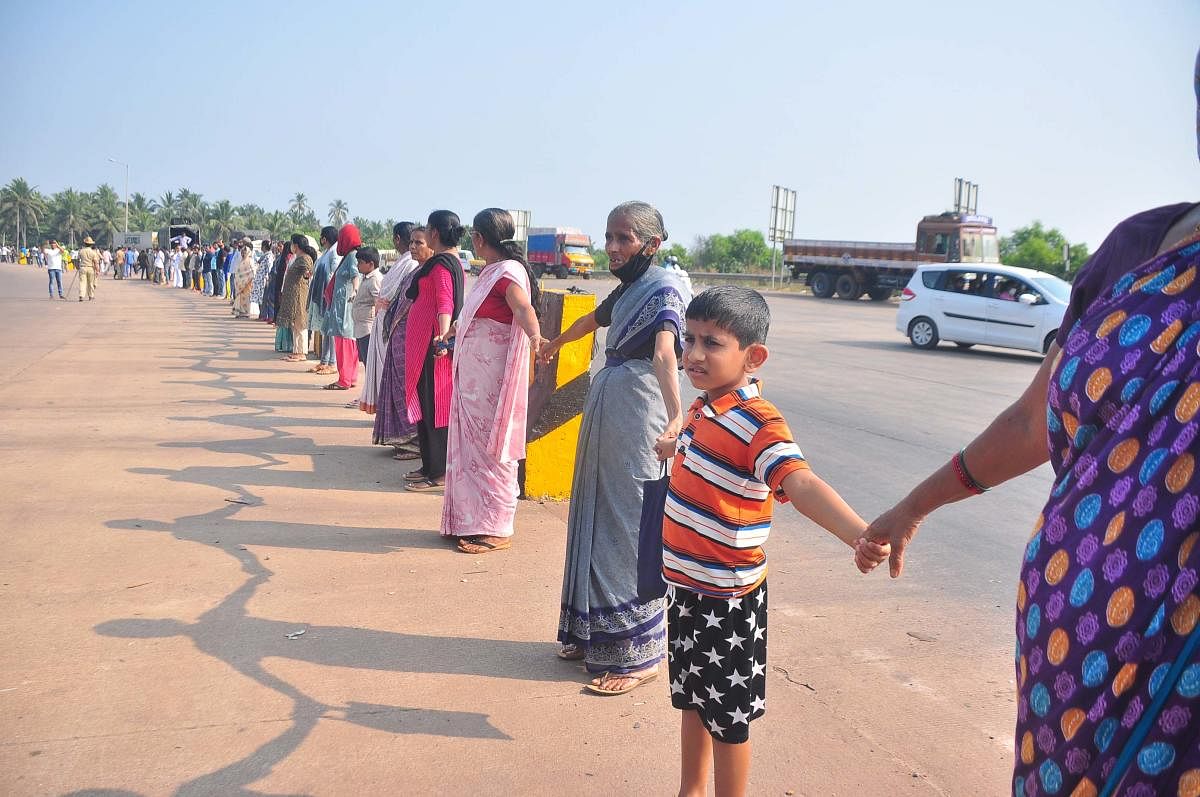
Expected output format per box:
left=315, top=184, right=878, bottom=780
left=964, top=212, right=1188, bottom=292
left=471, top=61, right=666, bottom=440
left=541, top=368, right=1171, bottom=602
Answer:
left=236, top=204, right=266, bottom=230
left=177, top=188, right=204, bottom=222
left=50, top=188, right=92, bottom=248
left=152, top=191, right=179, bottom=224
left=264, top=211, right=291, bottom=241
left=288, top=191, right=310, bottom=220
left=207, top=200, right=240, bottom=242
left=127, top=193, right=156, bottom=231
left=328, top=199, right=350, bottom=226
left=0, top=178, right=49, bottom=248
left=90, top=184, right=123, bottom=246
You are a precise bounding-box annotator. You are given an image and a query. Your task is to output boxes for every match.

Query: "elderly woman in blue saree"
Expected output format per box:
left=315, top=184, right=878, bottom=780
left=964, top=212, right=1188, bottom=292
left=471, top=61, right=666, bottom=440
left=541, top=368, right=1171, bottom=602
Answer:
left=540, top=201, right=691, bottom=695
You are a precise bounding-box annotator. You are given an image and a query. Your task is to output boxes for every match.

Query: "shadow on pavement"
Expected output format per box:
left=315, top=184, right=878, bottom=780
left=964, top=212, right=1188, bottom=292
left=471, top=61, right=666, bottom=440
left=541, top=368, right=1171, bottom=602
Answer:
left=97, top=302, right=548, bottom=796
left=827, top=338, right=1044, bottom=363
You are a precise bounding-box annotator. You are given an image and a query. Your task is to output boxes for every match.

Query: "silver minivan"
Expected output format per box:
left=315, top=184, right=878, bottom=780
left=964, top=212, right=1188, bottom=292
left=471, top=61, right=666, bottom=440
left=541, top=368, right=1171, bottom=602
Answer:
left=895, top=264, right=1071, bottom=355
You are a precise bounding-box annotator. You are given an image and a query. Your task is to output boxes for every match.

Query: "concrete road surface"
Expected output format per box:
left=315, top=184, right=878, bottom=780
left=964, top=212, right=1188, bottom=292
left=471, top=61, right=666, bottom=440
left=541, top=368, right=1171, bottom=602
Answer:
left=0, top=263, right=1048, bottom=795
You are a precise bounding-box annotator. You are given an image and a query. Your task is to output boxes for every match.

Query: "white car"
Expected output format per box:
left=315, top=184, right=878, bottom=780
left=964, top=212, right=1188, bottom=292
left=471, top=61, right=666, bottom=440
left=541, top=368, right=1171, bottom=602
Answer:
left=896, top=264, right=1071, bottom=355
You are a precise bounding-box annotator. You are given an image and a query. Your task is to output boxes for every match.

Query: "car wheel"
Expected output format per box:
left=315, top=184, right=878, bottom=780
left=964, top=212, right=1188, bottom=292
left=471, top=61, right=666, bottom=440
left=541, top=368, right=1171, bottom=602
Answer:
left=955, top=342, right=975, bottom=349
left=868, top=285, right=892, bottom=301
left=1044, top=331, right=1058, bottom=355
left=908, top=317, right=939, bottom=349
left=810, top=271, right=834, bottom=298
left=835, top=273, right=862, bottom=300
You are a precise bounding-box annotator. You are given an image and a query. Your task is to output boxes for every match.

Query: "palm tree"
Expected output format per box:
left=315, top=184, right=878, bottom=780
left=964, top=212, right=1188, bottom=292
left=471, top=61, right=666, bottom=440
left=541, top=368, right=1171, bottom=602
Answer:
left=152, top=191, right=178, bottom=224
left=90, top=184, right=123, bottom=246
left=50, top=188, right=92, bottom=247
left=236, top=204, right=266, bottom=230
left=0, top=178, right=48, bottom=248
left=288, top=192, right=310, bottom=223
left=328, top=199, right=350, bottom=226
left=207, top=200, right=240, bottom=242
left=127, top=193, right=156, bottom=231
left=264, top=211, right=291, bottom=241
left=177, top=188, right=204, bottom=222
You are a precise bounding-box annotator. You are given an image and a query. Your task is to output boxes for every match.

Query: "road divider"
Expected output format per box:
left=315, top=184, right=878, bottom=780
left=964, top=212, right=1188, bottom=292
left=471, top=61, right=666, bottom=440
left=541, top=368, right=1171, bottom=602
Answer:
left=520, top=288, right=596, bottom=500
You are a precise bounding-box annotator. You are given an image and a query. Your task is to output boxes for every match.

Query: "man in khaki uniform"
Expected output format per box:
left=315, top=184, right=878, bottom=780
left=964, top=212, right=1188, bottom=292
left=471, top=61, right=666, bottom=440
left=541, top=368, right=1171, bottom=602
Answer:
left=77, top=236, right=101, bottom=301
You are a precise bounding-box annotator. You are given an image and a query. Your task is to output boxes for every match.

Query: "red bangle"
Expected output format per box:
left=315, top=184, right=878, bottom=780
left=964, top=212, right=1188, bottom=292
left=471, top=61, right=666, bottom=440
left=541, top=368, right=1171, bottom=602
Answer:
left=952, top=449, right=988, bottom=494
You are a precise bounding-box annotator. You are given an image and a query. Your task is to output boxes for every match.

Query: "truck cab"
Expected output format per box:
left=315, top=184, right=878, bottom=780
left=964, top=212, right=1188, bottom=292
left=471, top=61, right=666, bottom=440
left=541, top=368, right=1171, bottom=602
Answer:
left=527, top=227, right=595, bottom=279
left=560, top=237, right=594, bottom=278
left=784, top=211, right=1001, bottom=301
left=914, top=213, right=1000, bottom=264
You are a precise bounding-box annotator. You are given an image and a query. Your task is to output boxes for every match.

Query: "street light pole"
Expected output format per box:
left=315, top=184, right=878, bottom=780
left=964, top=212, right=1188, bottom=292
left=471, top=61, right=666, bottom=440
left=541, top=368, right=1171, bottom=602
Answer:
left=108, top=157, right=129, bottom=234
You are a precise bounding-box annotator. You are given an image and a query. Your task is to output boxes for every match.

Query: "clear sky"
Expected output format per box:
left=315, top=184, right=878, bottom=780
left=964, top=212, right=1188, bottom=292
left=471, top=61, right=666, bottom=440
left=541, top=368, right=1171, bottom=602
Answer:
left=1, top=1, right=1196, bottom=250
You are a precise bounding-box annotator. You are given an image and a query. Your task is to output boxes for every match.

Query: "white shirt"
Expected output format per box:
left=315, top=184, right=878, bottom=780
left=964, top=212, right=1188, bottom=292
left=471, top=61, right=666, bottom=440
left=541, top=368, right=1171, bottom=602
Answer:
left=43, top=248, right=63, bottom=270
left=154, top=251, right=165, bottom=268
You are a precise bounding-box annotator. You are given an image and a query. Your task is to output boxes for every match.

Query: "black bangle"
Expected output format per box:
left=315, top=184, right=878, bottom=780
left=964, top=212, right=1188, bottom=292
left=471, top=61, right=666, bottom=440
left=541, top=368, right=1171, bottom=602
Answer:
left=956, top=449, right=989, bottom=493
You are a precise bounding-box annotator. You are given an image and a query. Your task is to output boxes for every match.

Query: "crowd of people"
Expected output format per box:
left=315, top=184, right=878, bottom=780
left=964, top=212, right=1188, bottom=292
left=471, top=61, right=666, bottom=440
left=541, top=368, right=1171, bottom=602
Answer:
left=7, top=54, right=1199, bottom=792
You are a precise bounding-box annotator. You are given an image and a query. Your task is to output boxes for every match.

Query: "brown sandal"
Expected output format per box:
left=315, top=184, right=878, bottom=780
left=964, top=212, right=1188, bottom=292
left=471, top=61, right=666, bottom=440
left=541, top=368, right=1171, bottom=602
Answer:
left=405, top=478, right=444, bottom=492
left=457, top=536, right=512, bottom=554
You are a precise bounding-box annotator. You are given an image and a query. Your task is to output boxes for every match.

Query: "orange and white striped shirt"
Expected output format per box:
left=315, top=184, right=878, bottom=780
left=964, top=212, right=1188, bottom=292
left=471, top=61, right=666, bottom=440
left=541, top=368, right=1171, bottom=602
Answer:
left=661, top=381, right=809, bottom=598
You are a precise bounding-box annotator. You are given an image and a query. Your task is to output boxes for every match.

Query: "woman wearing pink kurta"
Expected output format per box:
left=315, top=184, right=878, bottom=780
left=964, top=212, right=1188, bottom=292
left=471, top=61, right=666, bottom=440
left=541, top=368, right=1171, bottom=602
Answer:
left=441, top=208, right=545, bottom=554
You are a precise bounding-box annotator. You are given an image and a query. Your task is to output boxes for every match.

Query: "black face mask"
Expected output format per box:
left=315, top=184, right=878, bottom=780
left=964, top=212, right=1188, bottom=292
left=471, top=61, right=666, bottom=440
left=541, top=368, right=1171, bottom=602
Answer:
left=610, top=242, right=653, bottom=285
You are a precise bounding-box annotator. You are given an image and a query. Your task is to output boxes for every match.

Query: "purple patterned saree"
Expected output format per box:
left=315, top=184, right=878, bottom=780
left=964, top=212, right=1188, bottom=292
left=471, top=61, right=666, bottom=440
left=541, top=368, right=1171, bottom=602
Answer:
left=1014, top=233, right=1200, bottom=796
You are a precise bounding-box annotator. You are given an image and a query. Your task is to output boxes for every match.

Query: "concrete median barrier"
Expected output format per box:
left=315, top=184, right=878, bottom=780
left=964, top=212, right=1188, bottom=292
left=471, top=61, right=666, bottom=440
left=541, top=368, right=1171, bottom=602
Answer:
left=520, top=288, right=596, bottom=500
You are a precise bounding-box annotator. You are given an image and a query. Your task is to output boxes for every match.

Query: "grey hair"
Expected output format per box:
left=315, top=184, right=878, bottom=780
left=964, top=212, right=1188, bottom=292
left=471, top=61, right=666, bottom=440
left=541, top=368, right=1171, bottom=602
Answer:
left=608, top=200, right=668, bottom=245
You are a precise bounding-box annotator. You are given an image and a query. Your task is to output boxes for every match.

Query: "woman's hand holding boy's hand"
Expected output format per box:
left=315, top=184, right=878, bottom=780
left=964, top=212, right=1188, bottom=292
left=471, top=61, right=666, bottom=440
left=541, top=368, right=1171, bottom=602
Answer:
left=538, top=338, right=562, bottom=365
left=653, top=435, right=677, bottom=462
left=653, top=416, right=684, bottom=461
left=854, top=537, right=891, bottom=574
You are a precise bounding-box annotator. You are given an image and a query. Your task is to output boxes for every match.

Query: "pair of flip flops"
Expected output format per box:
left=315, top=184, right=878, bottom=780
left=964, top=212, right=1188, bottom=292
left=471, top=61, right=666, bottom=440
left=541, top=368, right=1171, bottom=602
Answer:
left=323, top=382, right=351, bottom=391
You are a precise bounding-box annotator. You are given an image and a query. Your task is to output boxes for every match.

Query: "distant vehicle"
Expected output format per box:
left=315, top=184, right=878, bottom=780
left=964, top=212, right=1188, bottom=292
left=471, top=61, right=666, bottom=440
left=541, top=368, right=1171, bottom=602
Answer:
left=113, top=231, right=154, bottom=250
left=527, top=227, right=594, bottom=279
left=158, top=219, right=201, bottom=249
left=457, top=251, right=473, bottom=275
left=784, top=210, right=1001, bottom=301
left=662, top=255, right=692, bottom=295
left=896, top=263, right=1070, bottom=355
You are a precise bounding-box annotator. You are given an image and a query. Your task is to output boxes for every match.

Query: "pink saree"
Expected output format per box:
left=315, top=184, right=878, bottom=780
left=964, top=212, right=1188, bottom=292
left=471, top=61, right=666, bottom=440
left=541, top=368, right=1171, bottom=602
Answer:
left=440, top=260, right=532, bottom=539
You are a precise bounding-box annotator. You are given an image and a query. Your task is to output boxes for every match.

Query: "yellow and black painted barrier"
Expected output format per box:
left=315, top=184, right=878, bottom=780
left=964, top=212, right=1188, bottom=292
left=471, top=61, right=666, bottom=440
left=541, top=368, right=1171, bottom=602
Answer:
left=520, top=287, right=596, bottom=500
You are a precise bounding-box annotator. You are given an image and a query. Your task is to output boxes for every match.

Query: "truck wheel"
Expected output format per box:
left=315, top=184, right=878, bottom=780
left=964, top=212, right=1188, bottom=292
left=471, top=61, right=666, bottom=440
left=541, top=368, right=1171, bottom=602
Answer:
left=868, top=286, right=893, bottom=301
left=583, top=272, right=591, bottom=280
left=908, top=317, right=939, bottom=349
left=556, top=266, right=568, bottom=279
left=835, top=274, right=862, bottom=300
left=809, top=271, right=834, bottom=298
left=532, top=265, right=544, bottom=279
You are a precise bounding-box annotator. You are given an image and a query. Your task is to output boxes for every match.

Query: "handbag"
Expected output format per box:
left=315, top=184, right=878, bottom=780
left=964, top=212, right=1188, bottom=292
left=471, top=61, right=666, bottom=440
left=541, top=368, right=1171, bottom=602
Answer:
left=636, top=461, right=671, bottom=602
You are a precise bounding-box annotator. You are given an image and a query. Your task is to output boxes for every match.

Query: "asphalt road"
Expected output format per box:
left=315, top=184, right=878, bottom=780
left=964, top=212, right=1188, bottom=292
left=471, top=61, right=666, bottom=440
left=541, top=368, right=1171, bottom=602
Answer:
left=0, top=264, right=1044, bottom=795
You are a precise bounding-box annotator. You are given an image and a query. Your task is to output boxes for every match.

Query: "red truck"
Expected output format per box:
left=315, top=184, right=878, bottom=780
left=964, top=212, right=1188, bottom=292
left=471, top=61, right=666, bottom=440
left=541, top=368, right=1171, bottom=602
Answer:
left=527, top=227, right=594, bottom=279
left=783, top=212, right=1001, bottom=300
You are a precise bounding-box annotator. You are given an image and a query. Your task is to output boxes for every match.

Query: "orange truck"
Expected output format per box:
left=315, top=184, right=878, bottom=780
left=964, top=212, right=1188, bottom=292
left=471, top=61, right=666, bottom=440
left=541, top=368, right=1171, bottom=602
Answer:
left=783, top=212, right=1001, bottom=300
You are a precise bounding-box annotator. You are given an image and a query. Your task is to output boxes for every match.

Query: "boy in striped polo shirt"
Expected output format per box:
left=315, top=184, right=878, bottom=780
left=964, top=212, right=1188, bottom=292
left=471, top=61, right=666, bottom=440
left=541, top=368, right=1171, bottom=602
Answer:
left=653, top=287, right=888, bottom=795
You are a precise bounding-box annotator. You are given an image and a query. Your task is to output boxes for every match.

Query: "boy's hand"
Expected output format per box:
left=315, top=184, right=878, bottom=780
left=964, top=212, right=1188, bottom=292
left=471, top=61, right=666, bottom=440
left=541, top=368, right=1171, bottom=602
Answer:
left=854, top=537, right=891, bottom=574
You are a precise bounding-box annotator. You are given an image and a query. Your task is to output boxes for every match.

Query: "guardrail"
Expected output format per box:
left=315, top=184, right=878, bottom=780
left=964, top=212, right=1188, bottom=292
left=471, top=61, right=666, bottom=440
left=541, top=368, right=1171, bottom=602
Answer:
left=688, top=271, right=794, bottom=288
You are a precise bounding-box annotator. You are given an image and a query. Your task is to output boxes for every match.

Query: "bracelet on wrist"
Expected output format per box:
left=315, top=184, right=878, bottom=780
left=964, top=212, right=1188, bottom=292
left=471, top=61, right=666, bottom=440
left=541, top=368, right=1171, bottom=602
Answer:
left=952, top=449, right=989, bottom=495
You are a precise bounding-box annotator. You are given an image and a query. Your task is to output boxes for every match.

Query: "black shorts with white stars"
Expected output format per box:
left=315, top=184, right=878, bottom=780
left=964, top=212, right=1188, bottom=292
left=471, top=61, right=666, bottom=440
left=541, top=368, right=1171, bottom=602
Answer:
left=666, top=580, right=767, bottom=745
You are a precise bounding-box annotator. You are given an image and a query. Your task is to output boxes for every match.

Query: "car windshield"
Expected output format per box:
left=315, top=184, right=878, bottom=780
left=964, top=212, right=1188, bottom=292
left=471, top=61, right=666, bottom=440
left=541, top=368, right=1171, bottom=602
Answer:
left=1031, top=275, right=1071, bottom=302
left=564, top=245, right=590, bottom=255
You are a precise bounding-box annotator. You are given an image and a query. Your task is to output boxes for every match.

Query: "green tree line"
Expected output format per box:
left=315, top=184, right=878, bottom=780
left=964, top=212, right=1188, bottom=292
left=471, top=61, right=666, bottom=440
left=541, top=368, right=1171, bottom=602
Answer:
left=2, top=176, right=1089, bottom=278
left=0, top=178, right=397, bottom=250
